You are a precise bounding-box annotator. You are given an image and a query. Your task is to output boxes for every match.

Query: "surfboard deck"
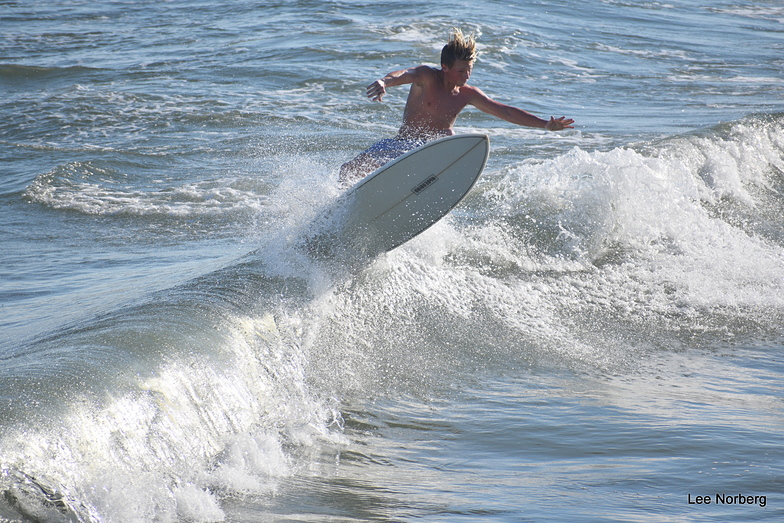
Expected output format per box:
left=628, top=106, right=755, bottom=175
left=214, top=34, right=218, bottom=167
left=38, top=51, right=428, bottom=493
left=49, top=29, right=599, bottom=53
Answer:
left=303, top=133, right=489, bottom=261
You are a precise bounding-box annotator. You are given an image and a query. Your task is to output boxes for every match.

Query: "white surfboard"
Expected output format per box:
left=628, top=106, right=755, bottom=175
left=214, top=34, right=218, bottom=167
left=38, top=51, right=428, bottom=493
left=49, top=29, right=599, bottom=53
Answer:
left=303, top=133, right=489, bottom=261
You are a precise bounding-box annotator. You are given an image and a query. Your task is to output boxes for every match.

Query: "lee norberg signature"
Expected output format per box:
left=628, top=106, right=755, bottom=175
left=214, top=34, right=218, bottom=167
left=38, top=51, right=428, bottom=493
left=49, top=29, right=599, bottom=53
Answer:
left=689, top=493, right=767, bottom=507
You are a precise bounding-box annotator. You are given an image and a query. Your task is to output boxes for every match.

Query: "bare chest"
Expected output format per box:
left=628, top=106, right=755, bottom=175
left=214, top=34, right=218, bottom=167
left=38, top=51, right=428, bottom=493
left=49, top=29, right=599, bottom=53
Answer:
left=407, top=85, right=472, bottom=120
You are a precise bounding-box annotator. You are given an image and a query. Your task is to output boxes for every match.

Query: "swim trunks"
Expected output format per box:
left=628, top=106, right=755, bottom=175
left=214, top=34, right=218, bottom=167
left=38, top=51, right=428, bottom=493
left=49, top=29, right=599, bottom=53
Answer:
left=360, top=138, right=427, bottom=166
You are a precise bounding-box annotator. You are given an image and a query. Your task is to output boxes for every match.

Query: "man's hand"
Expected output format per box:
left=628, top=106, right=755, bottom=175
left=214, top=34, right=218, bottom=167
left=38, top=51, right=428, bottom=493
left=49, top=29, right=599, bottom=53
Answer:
left=367, top=80, right=386, bottom=102
left=545, top=116, right=575, bottom=131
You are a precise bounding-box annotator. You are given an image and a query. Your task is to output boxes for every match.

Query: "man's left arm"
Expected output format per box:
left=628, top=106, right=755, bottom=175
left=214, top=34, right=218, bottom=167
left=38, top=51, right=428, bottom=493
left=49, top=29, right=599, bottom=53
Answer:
left=469, top=87, right=574, bottom=130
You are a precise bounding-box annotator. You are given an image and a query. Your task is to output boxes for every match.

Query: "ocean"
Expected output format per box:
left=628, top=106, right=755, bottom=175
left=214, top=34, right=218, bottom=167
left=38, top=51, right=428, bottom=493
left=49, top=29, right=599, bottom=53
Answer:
left=1, top=0, right=783, bottom=521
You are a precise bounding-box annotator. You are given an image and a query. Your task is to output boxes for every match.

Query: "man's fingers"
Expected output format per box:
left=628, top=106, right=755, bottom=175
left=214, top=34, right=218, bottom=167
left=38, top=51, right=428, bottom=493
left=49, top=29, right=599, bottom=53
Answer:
left=547, top=116, right=575, bottom=130
left=366, top=85, right=385, bottom=101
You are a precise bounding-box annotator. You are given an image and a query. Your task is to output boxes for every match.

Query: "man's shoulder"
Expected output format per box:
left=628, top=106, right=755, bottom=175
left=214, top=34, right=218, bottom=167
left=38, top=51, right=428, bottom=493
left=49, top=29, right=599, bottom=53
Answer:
left=461, top=84, right=490, bottom=101
left=409, top=65, right=440, bottom=79
left=457, top=84, right=483, bottom=99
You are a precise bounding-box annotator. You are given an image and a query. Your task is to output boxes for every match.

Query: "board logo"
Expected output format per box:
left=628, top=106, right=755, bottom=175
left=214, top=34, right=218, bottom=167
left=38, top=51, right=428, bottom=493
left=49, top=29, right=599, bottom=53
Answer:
left=412, top=175, right=438, bottom=194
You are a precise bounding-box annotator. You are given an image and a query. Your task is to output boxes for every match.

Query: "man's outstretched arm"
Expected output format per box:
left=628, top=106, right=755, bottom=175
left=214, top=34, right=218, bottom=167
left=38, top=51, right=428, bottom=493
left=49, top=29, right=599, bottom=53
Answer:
left=366, top=65, right=430, bottom=102
left=469, top=87, right=574, bottom=130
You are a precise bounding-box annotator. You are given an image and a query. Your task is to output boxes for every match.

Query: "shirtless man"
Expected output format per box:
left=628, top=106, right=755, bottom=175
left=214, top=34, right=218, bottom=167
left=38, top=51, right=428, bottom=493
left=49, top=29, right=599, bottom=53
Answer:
left=339, top=29, right=575, bottom=184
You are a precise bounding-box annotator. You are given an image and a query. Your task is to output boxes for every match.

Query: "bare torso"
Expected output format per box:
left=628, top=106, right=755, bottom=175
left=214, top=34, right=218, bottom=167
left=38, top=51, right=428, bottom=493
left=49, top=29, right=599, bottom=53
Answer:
left=394, top=66, right=476, bottom=140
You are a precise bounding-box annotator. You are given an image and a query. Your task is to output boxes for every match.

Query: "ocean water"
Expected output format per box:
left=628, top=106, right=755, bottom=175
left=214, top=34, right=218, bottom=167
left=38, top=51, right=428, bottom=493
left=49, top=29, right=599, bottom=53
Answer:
left=1, top=0, right=783, bottom=521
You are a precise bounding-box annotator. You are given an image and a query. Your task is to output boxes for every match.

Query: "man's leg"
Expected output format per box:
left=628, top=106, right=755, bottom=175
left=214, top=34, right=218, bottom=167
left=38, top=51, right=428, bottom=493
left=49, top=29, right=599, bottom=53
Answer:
left=339, top=152, right=381, bottom=186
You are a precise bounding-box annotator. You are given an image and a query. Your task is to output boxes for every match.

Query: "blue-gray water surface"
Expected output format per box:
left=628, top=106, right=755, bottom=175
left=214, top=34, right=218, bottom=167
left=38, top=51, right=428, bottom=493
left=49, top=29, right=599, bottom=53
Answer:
left=1, top=1, right=783, bottom=521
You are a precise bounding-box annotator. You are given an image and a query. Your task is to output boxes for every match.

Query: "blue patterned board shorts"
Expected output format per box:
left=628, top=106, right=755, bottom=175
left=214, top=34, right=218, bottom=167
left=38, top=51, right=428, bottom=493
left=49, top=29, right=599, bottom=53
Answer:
left=361, top=138, right=427, bottom=166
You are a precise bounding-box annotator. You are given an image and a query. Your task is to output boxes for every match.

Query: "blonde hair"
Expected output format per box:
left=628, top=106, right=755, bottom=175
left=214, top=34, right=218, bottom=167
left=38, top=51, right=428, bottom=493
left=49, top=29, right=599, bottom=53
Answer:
left=440, top=28, right=477, bottom=67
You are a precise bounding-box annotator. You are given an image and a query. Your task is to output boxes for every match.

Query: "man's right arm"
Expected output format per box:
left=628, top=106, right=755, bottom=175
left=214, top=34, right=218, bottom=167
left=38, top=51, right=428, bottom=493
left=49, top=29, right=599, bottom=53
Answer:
left=366, top=65, right=430, bottom=102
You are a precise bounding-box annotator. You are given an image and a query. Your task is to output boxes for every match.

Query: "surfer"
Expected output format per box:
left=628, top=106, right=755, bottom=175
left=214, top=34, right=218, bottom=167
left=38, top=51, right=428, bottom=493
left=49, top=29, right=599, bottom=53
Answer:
left=339, top=28, right=575, bottom=184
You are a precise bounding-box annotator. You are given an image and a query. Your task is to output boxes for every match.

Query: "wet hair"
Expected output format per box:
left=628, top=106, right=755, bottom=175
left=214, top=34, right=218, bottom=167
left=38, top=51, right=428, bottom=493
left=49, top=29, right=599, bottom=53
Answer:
left=440, top=28, right=477, bottom=67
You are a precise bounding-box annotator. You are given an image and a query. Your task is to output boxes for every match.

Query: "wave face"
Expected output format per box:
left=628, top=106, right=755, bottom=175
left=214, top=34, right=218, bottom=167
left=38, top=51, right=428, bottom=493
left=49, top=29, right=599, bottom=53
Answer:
left=2, top=114, right=783, bottom=521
